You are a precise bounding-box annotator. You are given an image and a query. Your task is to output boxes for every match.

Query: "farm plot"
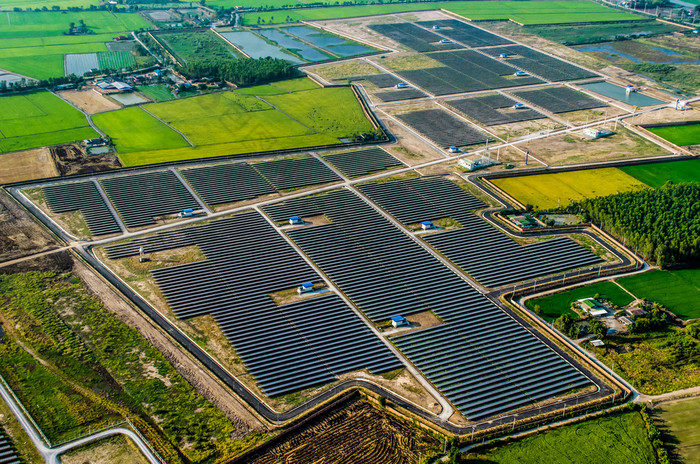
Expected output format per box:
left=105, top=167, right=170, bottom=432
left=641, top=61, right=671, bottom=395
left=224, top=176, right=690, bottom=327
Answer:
left=155, top=30, right=243, bottom=66
left=105, top=213, right=401, bottom=396
left=512, top=86, right=607, bottom=114
left=362, top=73, right=402, bottom=88
left=620, top=159, right=700, bottom=188
left=262, top=189, right=593, bottom=418
left=358, top=177, right=602, bottom=287
left=100, top=170, right=200, bottom=228
left=249, top=398, right=439, bottom=464
left=97, top=51, right=135, bottom=70
left=481, top=45, right=598, bottom=81
left=282, top=25, right=375, bottom=57
left=323, top=147, right=405, bottom=178
left=136, top=84, right=174, bottom=102
left=617, top=269, right=700, bottom=320
left=180, top=162, right=276, bottom=206
left=394, top=49, right=543, bottom=96
left=490, top=168, right=647, bottom=210
left=368, top=23, right=463, bottom=53
left=415, top=19, right=512, bottom=47
left=655, top=397, right=700, bottom=464
left=447, top=93, right=546, bottom=126
left=257, top=29, right=329, bottom=62
left=41, top=181, right=121, bottom=236
left=218, top=31, right=302, bottom=63
left=251, top=157, right=341, bottom=190
left=525, top=281, right=635, bottom=322
left=647, top=123, right=700, bottom=147
left=374, top=88, right=427, bottom=102
left=396, top=109, right=492, bottom=147
left=0, top=91, right=97, bottom=153
left=0, top=432, right=20, bottom=464
left=64, top=52, right=98, bottom=76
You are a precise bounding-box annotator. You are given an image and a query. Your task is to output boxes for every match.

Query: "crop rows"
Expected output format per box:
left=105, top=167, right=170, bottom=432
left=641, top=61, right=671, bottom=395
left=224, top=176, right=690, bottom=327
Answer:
left=323, top=147, right=405, bottom=178
left=180, top=162, right=276, bottom=206
left=0, top=431, right=20, bottom=464
left=482, top=45, right=598, bottom=81
left=512, top=86, right=606, bottom=113
left=397, top=109, right=491, bottom=147
left=105, top=213, right=400, bottom=396
left=261, top=188, right=592, bottom=418
left=368, top=23, right=463, bottom=52
left=447, top=94, right=545, bottom=126
left=42, top=180, right=121, bottom=236
left=374, top=88, right=427, bottom=102
left=396, top=49, right=542, bottom=96
left=100, top=171, right=200, bottom=228
left=357, top=176, right=602, bottom=287
left=416, top=19, right=513, bottom=47
left=252, top=157, right=341, bottom=190
left=97, top=51, right=135, bottom=70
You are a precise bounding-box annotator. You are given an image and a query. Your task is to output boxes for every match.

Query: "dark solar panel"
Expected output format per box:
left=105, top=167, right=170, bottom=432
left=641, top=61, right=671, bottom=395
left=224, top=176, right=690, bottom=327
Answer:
left=324, top=147, right=405, bottom=178
left=0, top=431, right=20, bottom=464
left=41, top=180, right=121, bottom=236
left=369, top=23, right=464, bottom=52
left=512, top=86, right=607, bottom=113
left=251, top=157, right=341, bottom=190
left=397, top=109, right=492, bottom=147
left=416, top=20, right=513, bottom=47
left=447, top=94, right=546, bottom=126
left=180, top=162, right=276, bottom=206
left=481, top=45, right=598, bottom=81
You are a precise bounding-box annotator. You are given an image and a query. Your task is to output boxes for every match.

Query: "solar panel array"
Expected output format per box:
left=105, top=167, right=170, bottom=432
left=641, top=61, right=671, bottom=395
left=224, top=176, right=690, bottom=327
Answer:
left=180, top=162, right=276, bottom=206
left=251, top=157, right=341, bottom=190
left=374, top=88, right=427, bottom=102
left=105, top=213, right=400, bottom=396
left=261, top=188, right=592, bottom=418
left=41, top=181, right=121, bottom=236
left=397, top=109, right=492, bottom=147
left=416, top=20, right=513, bottom=47
left=100, top=171, right=200, bottom=228
left=447, top=94, right=546, bottom=126
left=0, top=431, right=20, bottom=464
left=323, top=147, right=405, bottom=178
left=482, top=45, right=598, bottom=81
left=512, top=86, right=607, bottom=113
left=362, top=73, right=402, bottom=88
left=357, top=177, right=603, bottom=288
left=396, top=50, right=543, bottom=96
left=368, top=23, right=463, bottom=52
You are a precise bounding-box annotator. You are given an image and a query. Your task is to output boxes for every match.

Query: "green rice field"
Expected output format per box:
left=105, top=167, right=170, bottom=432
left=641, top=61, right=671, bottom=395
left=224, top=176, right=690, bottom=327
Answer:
left=469, top=411, right=656, bottom=464
left=0, top=11, right=150, bottom=79
left=647, top=123, right=700, bottom=147
left=155, top=30, right=242, bottom=66
left=620, top=159, right=700, bottom=188
left=97, top=51, right=134, bottom=70
left=0, top=91, right=97, bottom=153
left=526, top=281, right=634, bottom=322
left=655, top=397, right=700, bottom=464
left=136, top=84, right=175, bottom=102
left=491, top=168, right=647, bottom=210
left=93, top=79, right=377, bottom=166
left=243, top=0, right=642, bottom=26
left=617, top=269, right=700, bottom=320
left=0, top=0, right=99, bottom=9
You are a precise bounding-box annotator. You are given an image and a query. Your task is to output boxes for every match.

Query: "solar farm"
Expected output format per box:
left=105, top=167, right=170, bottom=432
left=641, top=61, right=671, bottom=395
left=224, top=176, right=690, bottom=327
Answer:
left=447, top=94, right=546, bottom=126
left=42, top=181, right=122, bottom=236
left=396, top=109, right=493, bottom=148
left=512, top=87, right=607, bottom=114
left=323, top=147, right=405, bottom=178
left=0, top=432, right=20, bottom=464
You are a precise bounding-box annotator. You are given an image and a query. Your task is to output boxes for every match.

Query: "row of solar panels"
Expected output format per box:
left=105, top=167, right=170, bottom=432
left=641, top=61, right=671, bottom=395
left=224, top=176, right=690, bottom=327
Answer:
left=358, top=177, right=602, bottom=287
left=0, top=432, right=20, bottom=464
left=260, top=188, right=593, bottom=418
left=39, top=148, right=404, bottom=234
left=104, top=212, right=401, bottom=397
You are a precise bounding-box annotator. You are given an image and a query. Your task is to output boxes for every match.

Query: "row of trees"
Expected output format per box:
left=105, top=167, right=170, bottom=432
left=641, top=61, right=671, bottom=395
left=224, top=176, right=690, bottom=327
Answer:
left=579, top=182, right=700, bottom=268
left=179, top=57, right=298, bottom=86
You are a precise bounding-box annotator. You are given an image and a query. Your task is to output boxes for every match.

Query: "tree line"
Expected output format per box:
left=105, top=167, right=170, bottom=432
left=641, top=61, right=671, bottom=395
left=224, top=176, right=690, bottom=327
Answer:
left=579, top=182, right=699, bottom=268
left=178, top=57, right=298, bottom=86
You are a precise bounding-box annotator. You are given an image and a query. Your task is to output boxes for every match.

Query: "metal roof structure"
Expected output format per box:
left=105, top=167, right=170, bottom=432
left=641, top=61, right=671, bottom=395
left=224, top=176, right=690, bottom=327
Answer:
left=41, top=180, right=121, bottom=236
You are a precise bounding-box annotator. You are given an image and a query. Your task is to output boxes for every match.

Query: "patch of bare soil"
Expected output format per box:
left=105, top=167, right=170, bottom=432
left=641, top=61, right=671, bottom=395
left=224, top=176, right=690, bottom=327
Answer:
left=248, top=397, right=440, bottom=464
left=51, top=144, right=121, bottom=176
left=627, top=106, right=700, bottom=126
left=71, top=257, right=267, bottom=433
left=0, top=189, right=60, bottom=263
left=0, top=147, right=57, bottom=184
left=59, top=435, right=148, bottom=464
left=58, top=89, right=121, bottom=114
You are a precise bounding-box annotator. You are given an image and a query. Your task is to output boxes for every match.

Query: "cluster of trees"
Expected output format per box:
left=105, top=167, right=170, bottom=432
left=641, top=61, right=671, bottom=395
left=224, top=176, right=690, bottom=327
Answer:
left=630, top=301, right=669, bottom=333
left=179, top=57, right=298, bottom=86
left=579, top=183, right=700, bottom=268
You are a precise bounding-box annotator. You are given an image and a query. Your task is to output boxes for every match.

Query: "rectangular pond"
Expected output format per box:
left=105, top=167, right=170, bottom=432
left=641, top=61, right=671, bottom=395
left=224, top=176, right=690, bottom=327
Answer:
left=219, top=31, right=303, bottom=64
left=257, top=29, right=330, bottom=62
left=284, top=25, right=375, bottom=57
left=574, top=42, right=700, bottom=65
left=579, top=81, right=664, bottom=107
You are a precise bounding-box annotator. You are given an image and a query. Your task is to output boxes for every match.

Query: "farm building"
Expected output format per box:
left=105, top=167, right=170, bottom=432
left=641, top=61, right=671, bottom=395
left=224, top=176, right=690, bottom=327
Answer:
left=459, top=156, right=497, bottom=171
left=508, top=214, right=538, bottom=229
left=577, top=298, right=608, bottom=317
left=421, top=221, right=434, bottom=230
left=626, top=307, right=646, bottom=318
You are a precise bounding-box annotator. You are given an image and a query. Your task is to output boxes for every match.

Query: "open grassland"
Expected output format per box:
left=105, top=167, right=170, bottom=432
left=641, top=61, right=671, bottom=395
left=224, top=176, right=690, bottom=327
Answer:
left=525, top=20, right=684, bottom=46
left=526, top=281, right=634, bottom=322
left=92, top=106, right=190, bottom=153
left=0, top=91, right=97, bottom=153
left=60, top=435, right=149, bottom=464
left=620, top=159, right=700, bottom=188
left=617, top=269, right=700, bottom=320
left=491, top=168, right=647, bottom=210
left=243, top=0, right=643, bottom=25
left=655, top=397, right=700, bottom=464
left=648, top=123, right=700, bottom=147
left=0, top=11, right=149, bottom=78
left=466, top=411, right=656, bottom=464
left=96, top=81, right=376, bottom=166
left=136, top=84, right=174, bottom=102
